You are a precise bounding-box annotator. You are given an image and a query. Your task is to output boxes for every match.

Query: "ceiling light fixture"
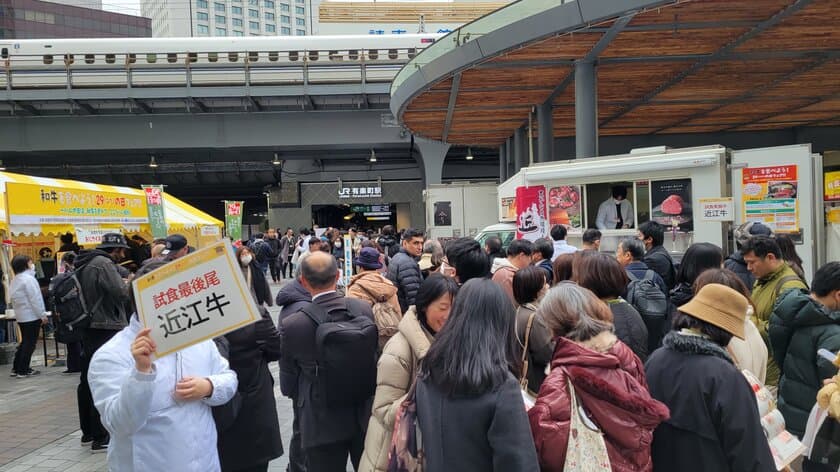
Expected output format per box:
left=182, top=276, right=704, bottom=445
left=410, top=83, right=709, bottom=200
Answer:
left=148, top=155, right=158, bottom=168
left=272, top=153, right=281, bottom=165
left=369, top=149, right=377, bottom=163
left=465, top=147, right=474, bottom=160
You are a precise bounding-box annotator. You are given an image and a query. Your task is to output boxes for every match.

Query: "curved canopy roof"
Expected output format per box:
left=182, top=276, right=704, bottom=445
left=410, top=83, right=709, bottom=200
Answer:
left=390, top=0, right=840, bottom=146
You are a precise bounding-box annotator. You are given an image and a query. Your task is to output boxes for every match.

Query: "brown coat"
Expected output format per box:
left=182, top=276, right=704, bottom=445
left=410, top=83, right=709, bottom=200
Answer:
left=491, top=258, right=518, bottom=306
left=346, top=271, right=401, bottom=314
left=359, top=307, right=434, bottom=472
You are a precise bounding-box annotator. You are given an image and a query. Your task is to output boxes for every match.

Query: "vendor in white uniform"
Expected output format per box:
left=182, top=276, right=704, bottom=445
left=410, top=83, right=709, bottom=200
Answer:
left=595, top=185, right=635, bottom=230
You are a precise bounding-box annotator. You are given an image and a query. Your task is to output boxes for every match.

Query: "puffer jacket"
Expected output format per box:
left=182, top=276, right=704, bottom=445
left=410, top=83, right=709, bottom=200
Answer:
left=529, top=333, right=669, bottom=472
left=74, top=249, right=129, bottom=330
left=274, top=278, right=311, bottom=325
left=346, top=271, right=401, bottom=315
left=608, top=299, right=648, bottom=361
left=491, top=257, right=518, bottom=305
left=751, top=262, right=808, bottom=386
left=386, top=249, right=422, bottom=313
left=724, top=251, right=755, bottom=293
left=359, top=307, right=433, bottom=472
left=669, top=283, right=694, bottom=308
left=770, top=289, right=840, bottom=437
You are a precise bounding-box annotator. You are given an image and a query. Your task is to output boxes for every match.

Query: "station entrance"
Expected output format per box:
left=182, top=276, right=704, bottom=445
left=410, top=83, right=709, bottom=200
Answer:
left=312, top=203, right=398, bottom=231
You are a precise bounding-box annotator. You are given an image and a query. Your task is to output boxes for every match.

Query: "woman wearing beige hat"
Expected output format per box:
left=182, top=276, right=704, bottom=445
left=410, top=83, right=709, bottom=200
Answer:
left=645, top=283, right=775, bottom=472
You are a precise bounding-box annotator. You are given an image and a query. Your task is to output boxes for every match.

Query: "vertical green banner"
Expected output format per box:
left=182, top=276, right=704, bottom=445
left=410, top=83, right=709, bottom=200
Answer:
left=225, top=201, right=244, bottom=242
left=142, top=185, right=168, bottom=240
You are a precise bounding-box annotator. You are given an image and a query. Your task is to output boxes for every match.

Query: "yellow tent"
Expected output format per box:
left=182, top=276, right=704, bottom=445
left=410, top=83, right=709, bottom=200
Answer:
left=0, top=171, right=222, bottom=247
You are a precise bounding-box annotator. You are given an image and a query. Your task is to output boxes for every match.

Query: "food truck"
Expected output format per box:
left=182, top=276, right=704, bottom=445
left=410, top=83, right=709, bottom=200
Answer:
left=499, top=144, right=831, bottom=281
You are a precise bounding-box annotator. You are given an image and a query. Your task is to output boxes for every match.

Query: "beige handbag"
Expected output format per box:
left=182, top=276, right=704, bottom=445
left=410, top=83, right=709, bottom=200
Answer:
left=563, top=378, right=611, bottom=471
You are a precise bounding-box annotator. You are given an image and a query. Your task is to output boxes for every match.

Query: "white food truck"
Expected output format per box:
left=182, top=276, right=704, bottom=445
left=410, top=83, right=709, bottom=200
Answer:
left=498, top=144, right=836, bottom=281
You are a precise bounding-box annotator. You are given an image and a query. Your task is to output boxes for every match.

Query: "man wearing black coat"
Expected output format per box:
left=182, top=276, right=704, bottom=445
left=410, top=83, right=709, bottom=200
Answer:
left=638, top=221, right=676, bottom=291
left=280, top=252, right=375, bottom=472
left=386, top=228, right=424, bottom=313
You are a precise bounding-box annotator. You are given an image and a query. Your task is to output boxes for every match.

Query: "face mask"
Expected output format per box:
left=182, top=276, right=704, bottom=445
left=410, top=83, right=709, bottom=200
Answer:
left=28, top=264, right=35, bottom=272
left=335, top=242, right=342, bottom=249
left=240, top=254, right=253, bottom=266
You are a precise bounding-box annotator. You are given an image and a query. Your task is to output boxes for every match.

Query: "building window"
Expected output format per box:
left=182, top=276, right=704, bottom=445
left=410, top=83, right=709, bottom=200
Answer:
left=265, top=12, right=274, bottom=20
left=280, top=15, right=290, bottom=24
left=197, top=0, right=208, bottom=8
left=197, top=24, right=210, bottom=35
left=295, top=6, right=304, bottom=14
left=264, top=0, right=274, bottom=8
left=296, top=28, right=305, bottom=35
left=281, top=26, right=290, bottom=35
left=249, top=21, right=259, bottom=30
left=265, top=23, right=275, bottom=32
left=232, top=6, right=242, bottom=14
left=232, top=18, right=243, bottom=27
left=295, top=0, right=303, bottom=3
left=280, top=3, right=289, bottom=11
left=295, top=17, right=305, bottom=26
left=215, top=2, right=225, bottom=12
left=197, top=11, right=209, bottom=20
left=234, top=30, right=244, bottom=36
left=249, top=0, right=258, bottom=5
left=216, top=15, right=226, bottom=23
left=249, top=9, right=259, bottom=17
left=216, top=27, right=226, bottom=35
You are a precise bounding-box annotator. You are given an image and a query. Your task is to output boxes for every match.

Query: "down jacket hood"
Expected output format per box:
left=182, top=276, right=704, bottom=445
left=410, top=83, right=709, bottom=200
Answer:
left=491, top=257, right=516, bottom=275
left=74, top=249, right=113, bottom=269
left=772, top=288, right=840, bottom=328
left=348, top=272, right=398, bottom=301
left=275, top=279, right=311, bottom=307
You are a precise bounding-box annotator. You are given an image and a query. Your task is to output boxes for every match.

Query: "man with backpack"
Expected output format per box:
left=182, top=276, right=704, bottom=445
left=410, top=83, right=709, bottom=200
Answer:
left=638, top=221, right=677, bottom=291
left=249, top=233, right=275, bottom=275
left=74, top=233, right=131, bottom=453
left=49, top=252, right=83, bottom=374
left=616, top=237, right=669, bottom=352
left=346, top=247, right=401, bottom=350
left=280, top=252, right=377, bottom=472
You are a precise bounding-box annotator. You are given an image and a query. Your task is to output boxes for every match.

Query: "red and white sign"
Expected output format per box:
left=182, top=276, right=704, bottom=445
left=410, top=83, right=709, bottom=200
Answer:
left=515, top=186, right=549, bottom=241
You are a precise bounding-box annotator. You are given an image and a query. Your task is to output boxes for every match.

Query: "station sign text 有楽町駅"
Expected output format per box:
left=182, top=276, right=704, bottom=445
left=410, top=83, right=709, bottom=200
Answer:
left=338, top=185, right=382, bottom=199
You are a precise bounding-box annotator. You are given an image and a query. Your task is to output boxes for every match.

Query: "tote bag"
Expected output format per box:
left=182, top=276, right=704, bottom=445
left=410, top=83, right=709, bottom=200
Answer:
left=563, top=378, right=611, bottom=472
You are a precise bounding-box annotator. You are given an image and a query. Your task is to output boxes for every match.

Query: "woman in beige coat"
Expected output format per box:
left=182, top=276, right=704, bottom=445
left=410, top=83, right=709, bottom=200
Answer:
left=359, top=274, right=459, bottom=472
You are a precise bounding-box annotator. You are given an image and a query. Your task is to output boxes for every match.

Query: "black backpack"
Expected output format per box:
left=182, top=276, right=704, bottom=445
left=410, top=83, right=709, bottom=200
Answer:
left=49, top=269, right=97, bottom=343
left=251, top=240, right=273, bottom=264
left=300, top=300, right=378, bottom=408
left=625, top=270, right=669, bottom=321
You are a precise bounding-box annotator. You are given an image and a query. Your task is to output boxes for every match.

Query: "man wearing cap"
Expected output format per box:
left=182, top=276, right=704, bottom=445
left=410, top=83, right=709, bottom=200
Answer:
left=161, top=234, right=189, bottom=261
left=645, top=283, right=776, bottom=471
left=73, top=233, right=132, bottom=453
left=346, top=247, right=401, bottom=317
left=725, top=221, right=774, bottom=292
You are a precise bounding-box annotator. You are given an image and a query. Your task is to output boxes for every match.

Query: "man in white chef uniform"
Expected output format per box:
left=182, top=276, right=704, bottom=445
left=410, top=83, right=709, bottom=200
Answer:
left=596, top=185, right=635, bottom=230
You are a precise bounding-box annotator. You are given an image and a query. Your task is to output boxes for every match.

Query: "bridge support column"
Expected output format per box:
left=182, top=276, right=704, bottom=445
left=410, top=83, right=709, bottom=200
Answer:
left=416, top=138, right=450, bottom=186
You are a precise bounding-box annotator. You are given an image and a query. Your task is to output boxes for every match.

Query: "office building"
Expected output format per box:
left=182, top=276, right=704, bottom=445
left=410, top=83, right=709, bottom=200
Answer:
left=0, top=0, right=151, bottom=38
left=141, top=0, right=312, bottom=37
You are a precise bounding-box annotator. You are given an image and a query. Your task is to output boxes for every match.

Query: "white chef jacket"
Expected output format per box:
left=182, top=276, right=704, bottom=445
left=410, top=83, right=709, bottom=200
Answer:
left=89, top=316, right=238, bottom=472
left=595, top=198, right=635, bottom=230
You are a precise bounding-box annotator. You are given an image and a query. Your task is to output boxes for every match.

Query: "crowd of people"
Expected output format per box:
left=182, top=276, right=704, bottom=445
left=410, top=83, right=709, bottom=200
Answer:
left=6, top=219, right=840, bottom=472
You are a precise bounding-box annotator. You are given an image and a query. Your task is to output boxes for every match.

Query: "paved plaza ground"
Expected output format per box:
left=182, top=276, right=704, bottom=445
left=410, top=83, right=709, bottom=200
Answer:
left=0, top=282, right=298, bottom=472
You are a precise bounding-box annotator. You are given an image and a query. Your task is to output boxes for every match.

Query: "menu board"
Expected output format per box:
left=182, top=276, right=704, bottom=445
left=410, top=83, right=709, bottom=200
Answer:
left=547, top=186, right=583, bottom=230
left=742, top=165, right=799, bottom=233
left=651, top=179, right=693, bottom=232
left=825, top=170, right=840, bottom=201
left=500, top=197, right=516, bottom=222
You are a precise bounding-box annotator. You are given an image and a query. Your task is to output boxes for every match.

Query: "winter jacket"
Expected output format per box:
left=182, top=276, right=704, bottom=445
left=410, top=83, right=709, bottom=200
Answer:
left=669, top=283, right=694, bottom=308
left=607, top=299, right=648, bottom=361
left=89, top=316, right=238, bottom=472
left=416, top=373, right=539, bottom=472
left=74, top=250, right=129, bottom=330
left=386, top=249, right=422, bottom=313
left=377, top=235, right=399, bottom=261
left=535, top=259, right=553, bottom=286
left=645, top=331, right=776, bottom=472
left=275, top=278, right=311, bottom=325
left=625, top=261, right=667, bottom=298
left=770, top=289, right=840, bottom=437
left=751, top=262, right=808, bottom=386
left=515, top=303, right=554, bottom=394
left=279, top=235, right=294, bottom=261
left=360, top=307, right=433, bottom=472
left=9, top=270, right=46, bottom=323
left=214, top=308, right=284, bottom=471
left=727, top=318, right=768, bottom=384
left=241, top=262, right=272, bottom=307
left=346, top=271, right=401, bottom=316
left=490, top=258, right=518, bottom=305
left=724, top=251, right=755, bottom=293
left=529, top=334, right=669, bottom=472
left=643, top=245, right=676, bottom=291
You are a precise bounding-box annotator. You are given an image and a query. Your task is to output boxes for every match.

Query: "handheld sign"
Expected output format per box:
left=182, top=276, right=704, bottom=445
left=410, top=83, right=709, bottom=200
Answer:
left=133, top=240, right=260, bottom=358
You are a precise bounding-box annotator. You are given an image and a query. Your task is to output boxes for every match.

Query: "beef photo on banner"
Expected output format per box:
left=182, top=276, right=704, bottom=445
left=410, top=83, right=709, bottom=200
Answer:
left=651, top=179, right=693, bottom=232
left=548, top=185, right=583, bottom=230
left=515, top=185, right=548, bottom=241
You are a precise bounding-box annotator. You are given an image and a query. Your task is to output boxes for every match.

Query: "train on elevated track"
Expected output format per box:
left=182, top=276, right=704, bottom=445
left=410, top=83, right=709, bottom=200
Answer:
left=0, top=34, right=442, bottom=88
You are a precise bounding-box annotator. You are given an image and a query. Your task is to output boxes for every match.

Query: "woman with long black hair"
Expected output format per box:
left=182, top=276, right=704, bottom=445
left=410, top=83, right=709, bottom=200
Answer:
left=416, top=278, right=538, bottom=472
